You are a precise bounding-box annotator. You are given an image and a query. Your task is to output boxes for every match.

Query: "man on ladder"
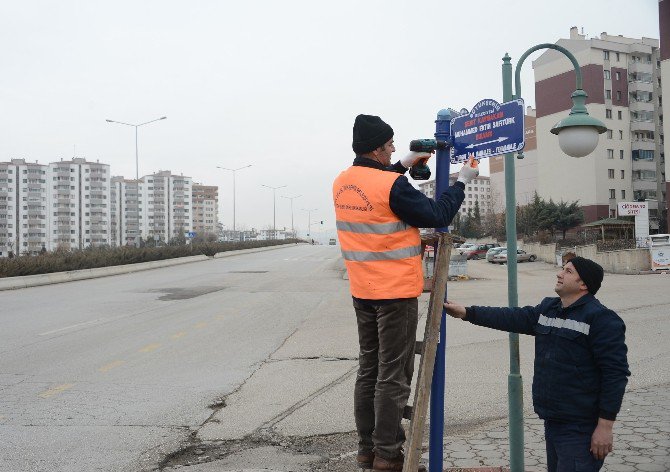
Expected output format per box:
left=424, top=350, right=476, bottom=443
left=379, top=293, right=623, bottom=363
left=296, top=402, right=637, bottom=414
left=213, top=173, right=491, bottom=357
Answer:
left=332, top=114, right=478, bottom=471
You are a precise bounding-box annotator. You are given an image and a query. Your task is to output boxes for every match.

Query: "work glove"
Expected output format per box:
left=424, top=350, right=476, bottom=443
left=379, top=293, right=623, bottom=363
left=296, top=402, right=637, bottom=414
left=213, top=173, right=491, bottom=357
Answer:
left=457, top=155, right=479, bottom=184
left=400, top=151, right=432, bottom=169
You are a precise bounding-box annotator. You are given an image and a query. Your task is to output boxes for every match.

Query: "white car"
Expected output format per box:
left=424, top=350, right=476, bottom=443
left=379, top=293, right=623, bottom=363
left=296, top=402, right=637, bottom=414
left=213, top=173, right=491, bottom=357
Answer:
left=456, top=243, right=476, bottom=255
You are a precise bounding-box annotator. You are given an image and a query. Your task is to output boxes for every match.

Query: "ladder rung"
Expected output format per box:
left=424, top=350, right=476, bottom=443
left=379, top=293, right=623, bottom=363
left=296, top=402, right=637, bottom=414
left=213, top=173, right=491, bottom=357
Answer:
left=414, top=341, right=423, bottom=355
left=403, top=405, right=413, bottom=420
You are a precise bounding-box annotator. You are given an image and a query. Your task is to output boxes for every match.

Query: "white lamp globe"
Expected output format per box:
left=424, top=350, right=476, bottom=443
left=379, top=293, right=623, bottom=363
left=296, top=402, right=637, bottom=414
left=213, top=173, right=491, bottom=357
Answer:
left=557, top=126, right=599, bottom=158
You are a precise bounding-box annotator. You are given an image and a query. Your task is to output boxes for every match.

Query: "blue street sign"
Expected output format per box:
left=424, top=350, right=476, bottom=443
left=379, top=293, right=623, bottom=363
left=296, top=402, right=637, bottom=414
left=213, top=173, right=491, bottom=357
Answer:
left=186, top=231, right=197, bottom=238
left=450, top=98, right=525, bottom=163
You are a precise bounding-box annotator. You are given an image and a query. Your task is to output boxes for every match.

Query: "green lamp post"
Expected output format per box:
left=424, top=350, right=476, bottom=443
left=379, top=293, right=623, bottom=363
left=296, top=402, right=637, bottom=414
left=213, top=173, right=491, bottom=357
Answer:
left=502, top=44, right=607, bottom=472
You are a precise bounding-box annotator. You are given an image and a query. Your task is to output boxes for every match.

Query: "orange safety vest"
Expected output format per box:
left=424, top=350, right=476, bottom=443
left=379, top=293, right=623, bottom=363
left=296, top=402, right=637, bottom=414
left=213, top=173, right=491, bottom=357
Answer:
left=332, top=165, right=423, bottom=299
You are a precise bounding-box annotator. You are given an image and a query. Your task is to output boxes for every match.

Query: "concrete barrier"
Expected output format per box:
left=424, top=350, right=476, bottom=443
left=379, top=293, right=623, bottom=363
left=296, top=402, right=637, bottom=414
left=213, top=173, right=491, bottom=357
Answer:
left=521, top=241, right=651, bottom=274
left=0, top=255, right=210, bottom=291
left=0, top=243, right=306, bottom=291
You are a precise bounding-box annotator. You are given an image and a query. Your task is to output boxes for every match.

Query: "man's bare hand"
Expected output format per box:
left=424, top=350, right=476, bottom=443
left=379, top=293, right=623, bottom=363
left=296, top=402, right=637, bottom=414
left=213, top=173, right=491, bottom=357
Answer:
left=443, top=300, right=467, bottom=319
left=591, top=418, right=614, bottom=460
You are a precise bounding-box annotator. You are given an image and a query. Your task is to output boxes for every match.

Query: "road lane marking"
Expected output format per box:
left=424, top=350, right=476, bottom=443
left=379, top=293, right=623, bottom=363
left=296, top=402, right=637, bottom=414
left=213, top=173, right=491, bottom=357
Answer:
left=98, top=360, right=125, bottom=373
left=194, top=322, right=208, bottom=329
left=39, top=319, right=106, bottom=336
left=39, top=383, right=74, bottom=399
left=171, top=331, right=186, bottom=339
left=139, top=343, right=161, bottom=353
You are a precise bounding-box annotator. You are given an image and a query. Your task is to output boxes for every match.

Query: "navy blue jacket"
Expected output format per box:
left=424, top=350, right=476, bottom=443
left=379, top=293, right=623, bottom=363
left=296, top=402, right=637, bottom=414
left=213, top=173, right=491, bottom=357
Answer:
left=465, top=294, right=630, bottom=424
left=352, top=156, right=465, bottom=231
left=351, top=157, right=465, bottom=305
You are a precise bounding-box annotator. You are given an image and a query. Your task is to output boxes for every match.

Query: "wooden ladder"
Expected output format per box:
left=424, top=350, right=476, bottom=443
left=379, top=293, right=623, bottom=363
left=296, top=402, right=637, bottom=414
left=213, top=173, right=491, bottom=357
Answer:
left=402, top=232, right=454, bottom=472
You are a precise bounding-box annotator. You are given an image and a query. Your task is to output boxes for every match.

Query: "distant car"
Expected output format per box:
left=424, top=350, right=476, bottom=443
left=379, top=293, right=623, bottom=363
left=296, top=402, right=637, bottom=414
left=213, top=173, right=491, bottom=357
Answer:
left=463, top=243, right=501, bottom=260
left=492, top=249, right=537, bottom=264
left=329, top=238, right=337, bottom=245
left=486, top=246, right=507, bottom=263
left=456, top=243, right=477, bottom=255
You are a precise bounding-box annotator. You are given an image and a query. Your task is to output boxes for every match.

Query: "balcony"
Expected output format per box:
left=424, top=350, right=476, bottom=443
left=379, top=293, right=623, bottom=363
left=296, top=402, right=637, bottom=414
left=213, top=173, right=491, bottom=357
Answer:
left=628, top=80, right=653, bottom=94
left=630, top=120, right=655, bottom=132
left=628, top=61, right=652, bottom=74
left=629, top=100, right=655, bottom=113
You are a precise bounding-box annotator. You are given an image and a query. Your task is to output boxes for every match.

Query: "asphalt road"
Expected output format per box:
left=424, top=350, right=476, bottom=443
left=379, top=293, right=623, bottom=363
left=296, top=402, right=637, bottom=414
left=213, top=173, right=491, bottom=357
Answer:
left=0, top=244, right=342, bottom=472
left=3, top=246, right=669, bottom=472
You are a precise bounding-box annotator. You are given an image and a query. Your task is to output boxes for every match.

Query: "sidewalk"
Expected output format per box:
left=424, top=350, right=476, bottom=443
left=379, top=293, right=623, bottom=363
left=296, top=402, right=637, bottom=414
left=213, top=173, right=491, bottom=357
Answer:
left=433, top=383, right=670, bottom=471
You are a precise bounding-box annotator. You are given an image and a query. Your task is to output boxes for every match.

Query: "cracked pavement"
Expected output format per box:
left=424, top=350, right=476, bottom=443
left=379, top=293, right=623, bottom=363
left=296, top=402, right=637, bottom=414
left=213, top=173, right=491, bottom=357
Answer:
left=1, top=245, right=668, bottom=471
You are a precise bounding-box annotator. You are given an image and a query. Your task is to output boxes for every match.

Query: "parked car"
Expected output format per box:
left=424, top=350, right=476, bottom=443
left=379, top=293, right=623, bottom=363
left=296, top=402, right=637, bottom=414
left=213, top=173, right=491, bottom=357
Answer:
left=492, top=249, right=537, bottom=264
left=486, top=246, right=507, bottom=263
left=463, top=243, right=501, bottom=260
left=455, top=243, right=476, bottom=255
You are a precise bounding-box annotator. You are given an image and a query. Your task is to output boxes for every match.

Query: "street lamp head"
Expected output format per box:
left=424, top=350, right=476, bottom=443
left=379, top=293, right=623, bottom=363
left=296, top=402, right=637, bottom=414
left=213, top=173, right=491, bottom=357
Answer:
left=550, top=89, right=607, bottom=157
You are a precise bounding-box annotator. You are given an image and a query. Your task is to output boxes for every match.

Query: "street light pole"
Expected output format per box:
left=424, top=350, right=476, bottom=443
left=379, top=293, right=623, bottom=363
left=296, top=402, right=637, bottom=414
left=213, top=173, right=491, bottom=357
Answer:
left=301, top=208, right=317, bottom=239
left=281, top=194, right=302, bottom=237
left=217, top=164, right=252, bottom=233
left=105, top=116, right=167, bottom=180
left=261, top=184, right=287, bottom=237
left=502, top=44, right=606, bottom=472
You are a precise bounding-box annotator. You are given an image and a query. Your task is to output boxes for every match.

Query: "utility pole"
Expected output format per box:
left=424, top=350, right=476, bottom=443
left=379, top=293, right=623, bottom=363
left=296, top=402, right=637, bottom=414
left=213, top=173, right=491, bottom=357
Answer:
left=281, top=194, right=301, bottom=238
left=261, top=184, right=287, bottom=238
left=217, top=164, right=252, bottom=233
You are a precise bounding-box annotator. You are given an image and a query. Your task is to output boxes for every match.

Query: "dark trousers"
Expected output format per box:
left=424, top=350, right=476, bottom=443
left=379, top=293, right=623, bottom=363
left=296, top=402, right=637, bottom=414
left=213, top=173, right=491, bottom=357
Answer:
left=545, top=420, right=604, bottom=472
left=353, top=298, right=418, bottom=460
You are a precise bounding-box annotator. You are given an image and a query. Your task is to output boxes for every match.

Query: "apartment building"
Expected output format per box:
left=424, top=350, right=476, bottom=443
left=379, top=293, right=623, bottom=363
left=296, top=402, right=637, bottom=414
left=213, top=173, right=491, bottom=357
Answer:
left=47, top=158, right=111, bottom=250
left=532, top=28, right=665, bottom=230
left=140, top=171, right=192, bottom=242
left=661, top=0, right=670, bottom=221
left=0, top=159, right=48, bottom=256
left=489, top=107, right=538, bottom=213
left=192, top=183, right=219, bottom=238
left=110, top=177, right=141, bottom=246
left=417, top=173, right=492, bottom=215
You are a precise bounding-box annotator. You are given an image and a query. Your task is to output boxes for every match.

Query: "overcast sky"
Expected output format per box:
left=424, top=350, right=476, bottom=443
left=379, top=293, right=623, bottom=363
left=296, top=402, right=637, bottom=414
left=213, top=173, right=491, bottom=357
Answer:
left=0, top=1, right=659, bottom=236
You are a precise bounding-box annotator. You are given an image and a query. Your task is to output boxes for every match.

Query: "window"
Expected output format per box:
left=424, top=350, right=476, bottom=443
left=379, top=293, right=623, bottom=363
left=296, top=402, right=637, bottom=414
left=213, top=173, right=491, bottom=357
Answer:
left=609, top=189, right=616, bottom=199
left=607, top=149, right=614, bottom=159
left=615, top=71, right=620, bottom=80
left=619, top=130, right=623, bottom=140
left=616, top=52, right=620, bottom=61
left=616, top=91, right=622, bottom=101
left=604, top=70, right=611, bottom=80
left=620, top=170, right=625, bottom=179
left=607, top=129, right=613, bottom=139
left=606, top=109, right=612, bottom=119
left=621, top=190, right=626, bottom=199
left=632, top=150, right=654, bottom=161
left=618, top=110, right=622, bottom=120
left=620, top=150, right=624, bottom=159
left=604, top=50, right=610, bottom=60
left=606, top=90, right=612, bottom=99
left=608, top=169, right=615, bottom=179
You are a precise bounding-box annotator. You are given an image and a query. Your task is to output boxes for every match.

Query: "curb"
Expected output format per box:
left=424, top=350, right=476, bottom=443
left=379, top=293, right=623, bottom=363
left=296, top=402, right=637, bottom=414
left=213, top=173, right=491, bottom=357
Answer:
left=0, top=244, right=303, bottom=291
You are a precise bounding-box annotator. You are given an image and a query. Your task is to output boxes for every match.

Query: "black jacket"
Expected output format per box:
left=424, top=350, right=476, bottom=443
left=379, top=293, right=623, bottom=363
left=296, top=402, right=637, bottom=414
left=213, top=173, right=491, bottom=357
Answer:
left=352, top=156, right=465, bottom=230
left=465, top=294, right=630, bottom=424
left=351, top=157, right=465, bottom=305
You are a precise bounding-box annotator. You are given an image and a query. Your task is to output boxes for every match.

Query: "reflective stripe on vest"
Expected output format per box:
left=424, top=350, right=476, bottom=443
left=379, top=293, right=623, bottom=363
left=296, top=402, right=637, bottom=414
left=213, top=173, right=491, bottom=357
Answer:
left=341, top=244, right=422, bottom=262
left=336, top=220, right=409, bottom=234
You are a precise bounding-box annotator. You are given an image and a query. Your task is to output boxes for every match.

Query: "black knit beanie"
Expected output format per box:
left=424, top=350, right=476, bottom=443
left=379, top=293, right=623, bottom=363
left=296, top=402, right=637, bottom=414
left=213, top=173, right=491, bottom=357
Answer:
left=569, top=257, right=604, bottom=295
left=352, top=114, right=394, bottom=154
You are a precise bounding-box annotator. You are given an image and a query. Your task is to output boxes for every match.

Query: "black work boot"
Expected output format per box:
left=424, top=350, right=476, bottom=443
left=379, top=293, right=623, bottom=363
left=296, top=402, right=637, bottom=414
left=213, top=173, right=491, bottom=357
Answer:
left=356, top=450, right=374, bottom=469
left=372, top=453, right=426, bottom=472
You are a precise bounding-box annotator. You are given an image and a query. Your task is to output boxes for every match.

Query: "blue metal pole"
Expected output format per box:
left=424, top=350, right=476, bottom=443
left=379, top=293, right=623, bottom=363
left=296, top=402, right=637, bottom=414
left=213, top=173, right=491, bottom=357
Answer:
left=429, top=108, right=454, bottom=472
